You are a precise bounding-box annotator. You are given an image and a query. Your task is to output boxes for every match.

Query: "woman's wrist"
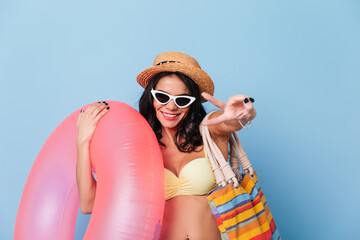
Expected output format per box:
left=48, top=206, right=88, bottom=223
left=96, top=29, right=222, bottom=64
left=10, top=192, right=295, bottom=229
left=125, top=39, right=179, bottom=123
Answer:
left=237, top=109, right=256, bottom=125
left=238, top=119, right=252, bottom=129
left=77, top=138, right=91, bottom=146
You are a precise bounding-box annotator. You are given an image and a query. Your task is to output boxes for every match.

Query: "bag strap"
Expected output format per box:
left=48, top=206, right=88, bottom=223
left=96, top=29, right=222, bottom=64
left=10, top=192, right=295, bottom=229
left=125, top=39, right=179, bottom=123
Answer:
left=200, top=111, right=254, bottom=187
left=230, top=133, right=253, bottom=175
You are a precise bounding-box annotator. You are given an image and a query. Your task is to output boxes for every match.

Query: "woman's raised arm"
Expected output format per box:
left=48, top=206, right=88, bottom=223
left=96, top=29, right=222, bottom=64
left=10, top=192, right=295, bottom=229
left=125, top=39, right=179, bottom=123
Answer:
left=76, top=102, right=109, bottom=214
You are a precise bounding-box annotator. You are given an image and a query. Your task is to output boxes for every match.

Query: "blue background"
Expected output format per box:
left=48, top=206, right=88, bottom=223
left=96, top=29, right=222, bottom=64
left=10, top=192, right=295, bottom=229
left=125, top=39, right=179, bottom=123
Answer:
left=1, top=0, right=359, bottom=239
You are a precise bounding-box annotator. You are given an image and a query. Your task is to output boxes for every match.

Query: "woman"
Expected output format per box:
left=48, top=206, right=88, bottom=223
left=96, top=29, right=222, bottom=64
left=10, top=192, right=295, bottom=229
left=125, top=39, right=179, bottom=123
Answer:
left=76, top=52, right=256, bottom=240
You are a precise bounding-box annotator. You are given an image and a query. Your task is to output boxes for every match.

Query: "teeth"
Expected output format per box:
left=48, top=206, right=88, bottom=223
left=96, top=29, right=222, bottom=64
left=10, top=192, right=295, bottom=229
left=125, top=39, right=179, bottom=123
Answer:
left=163, top=112, right=178, bottom=118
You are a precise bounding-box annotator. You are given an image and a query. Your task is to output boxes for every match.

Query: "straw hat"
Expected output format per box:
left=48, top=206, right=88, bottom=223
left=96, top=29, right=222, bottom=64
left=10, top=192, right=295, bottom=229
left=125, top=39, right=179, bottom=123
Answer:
left=136, top=51, right=214, bottom=96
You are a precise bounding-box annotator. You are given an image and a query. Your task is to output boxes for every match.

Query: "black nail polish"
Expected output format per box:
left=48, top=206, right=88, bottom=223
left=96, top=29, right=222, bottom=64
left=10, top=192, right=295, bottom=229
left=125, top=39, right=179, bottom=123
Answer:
left=105, top=103, right=108, bottom=105
left=80, top=110, right=82, bottom=112
left=249, top=97, right=255, bottom=103
left=98, top=101, right=101, bottom=103
left=244, top=98, right=249, bottom=103
left=106, top=106, right=110, bottom=110
left=102, top=101, right=106, bottom=103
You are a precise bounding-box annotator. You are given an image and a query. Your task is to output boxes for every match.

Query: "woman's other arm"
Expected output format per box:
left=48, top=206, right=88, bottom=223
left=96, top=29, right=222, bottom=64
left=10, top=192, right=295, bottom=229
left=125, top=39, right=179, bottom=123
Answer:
left=76, top=102, right=110, bottom=214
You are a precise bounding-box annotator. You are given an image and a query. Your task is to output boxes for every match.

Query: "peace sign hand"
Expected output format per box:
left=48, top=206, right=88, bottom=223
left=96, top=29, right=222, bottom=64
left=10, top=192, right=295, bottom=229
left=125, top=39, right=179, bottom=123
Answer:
left=201, top=92, right=256, bottom=126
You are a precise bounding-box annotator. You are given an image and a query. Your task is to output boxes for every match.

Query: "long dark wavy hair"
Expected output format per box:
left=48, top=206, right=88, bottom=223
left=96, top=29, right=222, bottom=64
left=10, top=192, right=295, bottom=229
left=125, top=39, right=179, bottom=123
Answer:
left=139, top=71, right=207, bottom=152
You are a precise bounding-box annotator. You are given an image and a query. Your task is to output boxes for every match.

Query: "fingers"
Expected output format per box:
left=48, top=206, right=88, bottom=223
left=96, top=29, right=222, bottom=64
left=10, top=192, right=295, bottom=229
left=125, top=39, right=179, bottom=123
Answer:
left=243, top=97, right=254, bottom=104
left=90, top=102, right=109, bottom=118
left=95, top=105, right=110, bottom=121
left=243, top=104, right=256, bottom=121
left=228, top=95, right=249, bottom=106
left=228, top=95, right=254, bottom=104
left=76, top=101, right=110, bottom=143
left=228, top=95, right=255, bottom=112
left=242, top=96, right=255, bottom=113
left=77, top=101, right=109, bottom=123
left=201, top=92, right=226, bottom=109
left=80, top=102, right=106, bottom=115
left=237, top=95, right=256, bottom=123
left=79, top=102, right=97, bottom=117
left=89, top=102, right=107, bottom=117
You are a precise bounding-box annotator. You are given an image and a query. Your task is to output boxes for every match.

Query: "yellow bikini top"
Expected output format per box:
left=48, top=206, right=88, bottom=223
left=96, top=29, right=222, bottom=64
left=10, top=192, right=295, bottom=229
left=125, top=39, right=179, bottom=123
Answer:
left=164, top=149, right=218, bottom=201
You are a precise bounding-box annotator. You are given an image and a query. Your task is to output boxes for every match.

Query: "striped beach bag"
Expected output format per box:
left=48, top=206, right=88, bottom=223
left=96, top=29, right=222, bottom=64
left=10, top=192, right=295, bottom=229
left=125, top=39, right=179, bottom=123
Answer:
left=200, top=113, right=281, bottom=240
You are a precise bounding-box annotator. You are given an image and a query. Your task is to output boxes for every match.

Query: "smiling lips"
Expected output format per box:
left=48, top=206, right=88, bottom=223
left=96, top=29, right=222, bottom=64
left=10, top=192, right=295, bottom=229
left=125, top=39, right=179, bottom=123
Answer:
left=162, top=111, right=180, bottom=121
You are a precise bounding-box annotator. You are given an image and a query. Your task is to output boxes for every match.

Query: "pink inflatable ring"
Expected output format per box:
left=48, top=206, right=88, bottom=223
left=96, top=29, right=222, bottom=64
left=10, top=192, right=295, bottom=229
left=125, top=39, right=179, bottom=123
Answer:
left=15, top=101, right=165, bottom=240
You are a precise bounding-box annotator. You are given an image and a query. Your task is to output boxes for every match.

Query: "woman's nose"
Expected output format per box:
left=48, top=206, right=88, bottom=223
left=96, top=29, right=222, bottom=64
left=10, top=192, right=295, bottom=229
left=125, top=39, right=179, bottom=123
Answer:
left=165, top=99, right=178, bottom=110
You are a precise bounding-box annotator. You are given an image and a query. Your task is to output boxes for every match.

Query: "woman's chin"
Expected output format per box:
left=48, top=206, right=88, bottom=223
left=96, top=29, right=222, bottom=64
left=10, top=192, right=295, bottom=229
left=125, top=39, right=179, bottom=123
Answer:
left=160, top=121, right=180, bottom=129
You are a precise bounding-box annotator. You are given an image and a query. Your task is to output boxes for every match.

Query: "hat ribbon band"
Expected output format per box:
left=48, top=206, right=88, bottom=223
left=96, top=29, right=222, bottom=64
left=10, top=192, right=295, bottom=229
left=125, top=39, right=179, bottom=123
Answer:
left=156, top=61, right=181, bottom=66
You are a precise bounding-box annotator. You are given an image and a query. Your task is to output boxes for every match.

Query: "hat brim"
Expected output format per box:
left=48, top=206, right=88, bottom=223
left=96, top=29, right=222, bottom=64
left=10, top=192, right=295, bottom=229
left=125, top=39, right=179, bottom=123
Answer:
left=137, top=63, right=214, bottom=99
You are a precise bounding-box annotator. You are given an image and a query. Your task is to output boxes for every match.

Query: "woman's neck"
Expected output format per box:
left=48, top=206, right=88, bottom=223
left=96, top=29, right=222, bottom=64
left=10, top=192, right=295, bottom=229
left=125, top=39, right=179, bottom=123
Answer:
left=161, top=126, right=179, bottom=145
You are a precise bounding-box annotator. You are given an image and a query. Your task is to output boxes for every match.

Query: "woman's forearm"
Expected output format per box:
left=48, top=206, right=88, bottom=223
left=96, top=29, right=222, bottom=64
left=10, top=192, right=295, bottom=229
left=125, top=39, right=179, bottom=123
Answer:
left=76, top=141, right=96, bottom=214
left=208, top=110, right=256, bottom=137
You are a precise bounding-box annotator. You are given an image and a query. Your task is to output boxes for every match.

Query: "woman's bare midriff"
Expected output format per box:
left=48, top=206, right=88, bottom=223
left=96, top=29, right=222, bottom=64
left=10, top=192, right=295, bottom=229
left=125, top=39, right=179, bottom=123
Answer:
left=159, top=195, right=221, bottom=240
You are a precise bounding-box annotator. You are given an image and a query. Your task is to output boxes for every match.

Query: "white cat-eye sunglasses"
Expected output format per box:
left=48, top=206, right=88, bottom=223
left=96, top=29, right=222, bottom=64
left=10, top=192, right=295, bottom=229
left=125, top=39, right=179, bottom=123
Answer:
left=151, top=88, right=196, bottom=108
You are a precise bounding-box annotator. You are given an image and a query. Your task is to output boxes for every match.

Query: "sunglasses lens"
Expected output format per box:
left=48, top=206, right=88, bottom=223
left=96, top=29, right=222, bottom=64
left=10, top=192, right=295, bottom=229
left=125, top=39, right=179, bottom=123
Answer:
left=175, top=97, right=191, bottom=107
left=155, top=92, right=170, bottom=103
